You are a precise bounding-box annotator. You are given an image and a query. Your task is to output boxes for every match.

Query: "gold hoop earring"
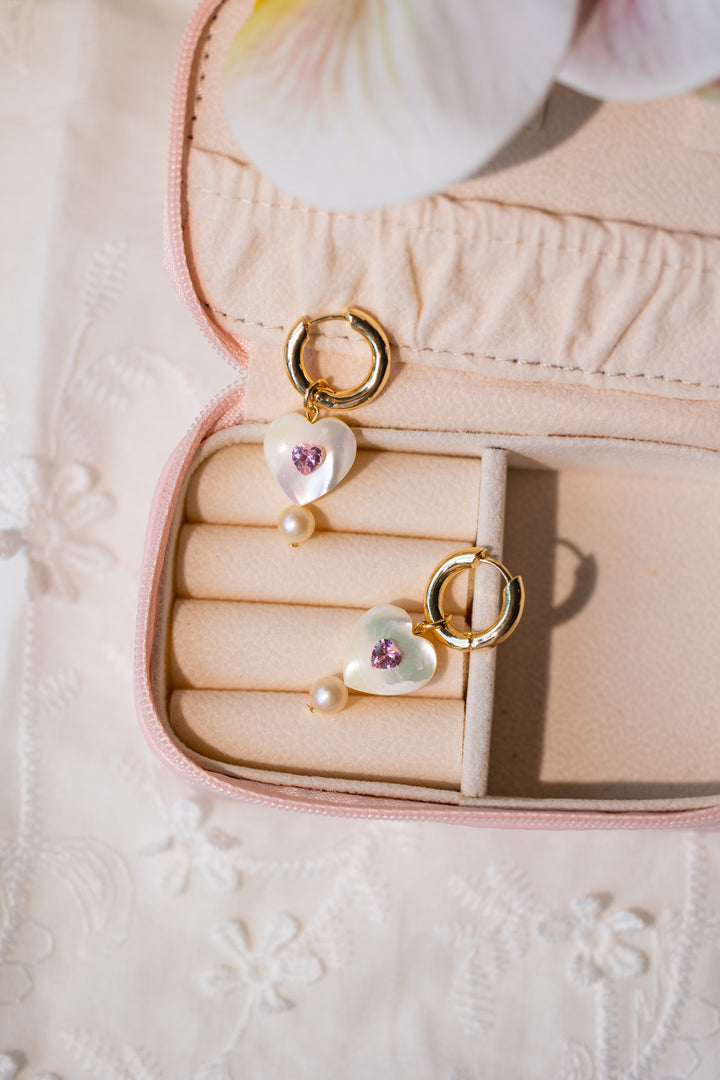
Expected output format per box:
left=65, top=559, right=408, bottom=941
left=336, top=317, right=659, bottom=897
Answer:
left=264, top=308, right=391, bottom=546
left=307, top=548, right=525, bottom=713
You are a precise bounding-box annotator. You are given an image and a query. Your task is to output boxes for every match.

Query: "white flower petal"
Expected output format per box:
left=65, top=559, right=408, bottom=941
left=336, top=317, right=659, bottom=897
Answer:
left=0, top=457, right=48, bottom=520
left=280, top=953, right=324, bottom=985
left=260, top=913, right=300, bottom=954
left=536, top=914, right=573, bottom=943
left=61, top=491, right=114, bottom=531
left=170, top=796, right=206, bottom=838
left=212, top=920, right=250, bottom=960
left=223, top=0, right=579, bottom=210
left=201, top=963, right=243, bottom=997
left=603, top=941, right=647, bottom=980
left=566, top=948, right=602, bottom=987
left=605, top=909, right=646, bottom=934
left=0, top=529, right=24, bottom=559
left=204, top=826, right=240, bottom=851
left=559, top=0, right=720, bottom=102
left=51, top=463, right=93, bottom=511
left=159, top=858, right=191, bottom=896
left=569, top=895, right=604, bottom=924
left=200, top=856, right=241, bottom=895
left=61, top=539, right=113, bottom=573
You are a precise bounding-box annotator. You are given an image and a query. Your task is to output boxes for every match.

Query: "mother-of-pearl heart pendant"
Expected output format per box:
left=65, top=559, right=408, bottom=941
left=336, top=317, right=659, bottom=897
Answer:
left=309, top=549, right=525, bottom=713
left=343, top=605, right=437, bottom=696
left=264, top=412, right=357, bottom=506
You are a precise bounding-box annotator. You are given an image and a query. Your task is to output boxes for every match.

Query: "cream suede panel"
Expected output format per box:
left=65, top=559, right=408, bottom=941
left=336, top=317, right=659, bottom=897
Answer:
left=170, top=599, right=466, bottom=698
left=244, top=346, right=720, bottom=453
left=454, top=88, right=720, bottom=238
left=462, top=448, right=507, bottom=798
left=177, top=525, right=472, bottom=614
left=205, top=421, right=720, bottom=485
left=186, top=444, right=482, bottom=538
left=166, top=436, right=490, bottom=789
left=489, top=468, right=720, bottom=799
left=170, top=690, right=464, bottom=788
left=187, top=151, right=720, bottom=400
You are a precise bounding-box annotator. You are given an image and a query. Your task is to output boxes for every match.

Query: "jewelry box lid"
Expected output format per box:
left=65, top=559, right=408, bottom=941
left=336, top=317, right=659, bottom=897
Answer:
left=168, top=0, right=720, bottom=420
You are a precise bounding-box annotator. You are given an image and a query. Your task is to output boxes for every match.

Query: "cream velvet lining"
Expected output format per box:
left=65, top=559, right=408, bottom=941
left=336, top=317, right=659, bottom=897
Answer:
left=158, top=424, right=720, bottom=811
left=166, top=427, right=487, bottom=792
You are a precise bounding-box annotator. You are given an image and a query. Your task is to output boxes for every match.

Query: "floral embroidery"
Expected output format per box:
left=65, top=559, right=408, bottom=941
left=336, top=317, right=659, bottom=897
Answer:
left=649, top=996, right=720, bottom=1079
left=0, top=921, right=53, bottom=1006
left=36, top=668, right=82, bottom=723
left=38, top=839, right=133, bottom=958
left=202, top=915, right=323, bottom=1044
left=62, top=1029, right=167, bottom=1079
left=435, top=863, right=535, bottom=1034
left=0, top=457, right=113, bottom=600
left=537, top=894, right=648, bottom=987
left=62, top=1030, right=236, bottom=1080
left=139, top=798, right=241, bottom=895
left=554, top=1040, right=594, bottom=1080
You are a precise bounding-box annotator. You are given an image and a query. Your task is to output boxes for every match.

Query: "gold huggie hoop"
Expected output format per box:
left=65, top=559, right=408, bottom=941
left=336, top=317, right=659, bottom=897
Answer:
left=284, top=307, right=391, bottom=414
left=421, top=548, right=525, bottom=651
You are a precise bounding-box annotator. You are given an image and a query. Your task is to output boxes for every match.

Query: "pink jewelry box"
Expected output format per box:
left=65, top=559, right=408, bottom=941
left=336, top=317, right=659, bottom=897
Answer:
left=136, top=0, right=720, bottom=829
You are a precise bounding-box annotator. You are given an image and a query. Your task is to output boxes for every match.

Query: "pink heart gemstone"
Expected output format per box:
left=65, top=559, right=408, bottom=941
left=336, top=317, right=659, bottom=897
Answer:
left=371, top=638, right=403, bottom=670
left=291, top=443, right=325, bottom=475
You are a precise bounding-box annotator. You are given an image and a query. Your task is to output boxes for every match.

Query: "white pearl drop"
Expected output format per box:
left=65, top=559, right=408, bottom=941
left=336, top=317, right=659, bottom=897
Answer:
left=278, top=504, right=315, bottom=545
left=308, top=675, right=348, bottom=714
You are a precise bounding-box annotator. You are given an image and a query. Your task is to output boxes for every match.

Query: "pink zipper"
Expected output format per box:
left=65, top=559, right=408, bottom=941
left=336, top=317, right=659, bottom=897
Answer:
left=142, top=0, right=720, bottom=830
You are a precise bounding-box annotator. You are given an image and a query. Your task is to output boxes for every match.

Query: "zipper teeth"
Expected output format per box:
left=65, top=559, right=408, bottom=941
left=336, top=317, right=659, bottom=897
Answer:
left=150, top=1, right=720, bottom=831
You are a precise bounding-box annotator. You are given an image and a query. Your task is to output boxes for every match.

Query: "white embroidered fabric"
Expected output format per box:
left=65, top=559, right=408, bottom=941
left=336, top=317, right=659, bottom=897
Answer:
left=1, top=3, right=719, bottom=1078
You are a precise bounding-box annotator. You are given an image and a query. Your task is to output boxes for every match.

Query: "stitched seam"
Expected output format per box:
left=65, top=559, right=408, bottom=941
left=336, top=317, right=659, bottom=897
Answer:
left=187, top=7, right=221, bottom=140
left=202, top=304, right=720, bottom=391
left=188, top=185, right=720, bottom=276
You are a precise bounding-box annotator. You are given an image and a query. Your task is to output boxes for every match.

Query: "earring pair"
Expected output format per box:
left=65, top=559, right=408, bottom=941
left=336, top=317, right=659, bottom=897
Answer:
left=263, top=309, right=524, bottom=710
